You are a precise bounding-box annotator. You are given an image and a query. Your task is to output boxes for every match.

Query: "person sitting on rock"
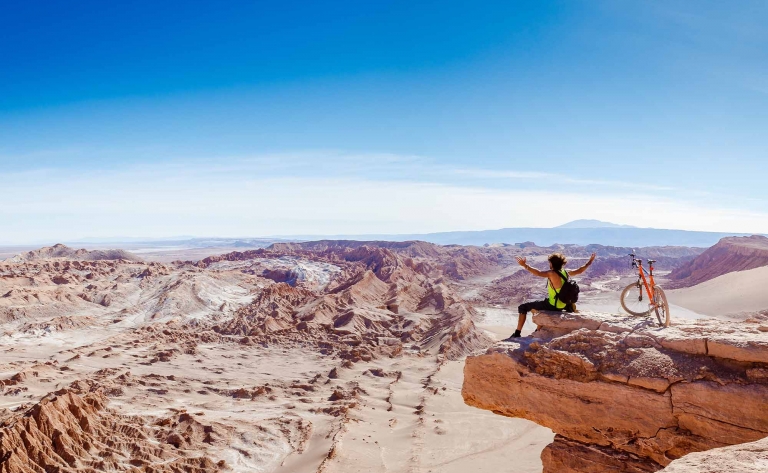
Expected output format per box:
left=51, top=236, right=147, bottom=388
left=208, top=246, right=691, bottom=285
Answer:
left=505, top=252, right=596, bottom=340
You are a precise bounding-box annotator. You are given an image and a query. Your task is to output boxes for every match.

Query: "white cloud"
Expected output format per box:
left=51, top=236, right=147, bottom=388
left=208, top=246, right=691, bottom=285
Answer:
left=1, top=155, right=766, bottom=243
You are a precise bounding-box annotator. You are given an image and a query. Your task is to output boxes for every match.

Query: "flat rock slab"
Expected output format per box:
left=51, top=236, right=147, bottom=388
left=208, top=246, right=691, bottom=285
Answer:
left=532, top=310, right=768, bottom=364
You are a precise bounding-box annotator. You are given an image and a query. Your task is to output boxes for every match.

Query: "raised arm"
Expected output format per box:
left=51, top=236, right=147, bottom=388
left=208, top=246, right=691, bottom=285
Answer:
left=515, top=256, right=549, bottom=278
left=569, top=253, right=596, bottom=276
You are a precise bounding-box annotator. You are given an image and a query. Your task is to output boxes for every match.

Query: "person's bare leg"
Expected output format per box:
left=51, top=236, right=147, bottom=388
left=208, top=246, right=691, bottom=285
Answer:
left=516, top=313, right=526, bottom=332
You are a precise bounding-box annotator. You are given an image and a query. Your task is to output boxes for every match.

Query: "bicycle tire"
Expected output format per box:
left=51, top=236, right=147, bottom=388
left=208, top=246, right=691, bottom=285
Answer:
left=653, top=285, right=671, bottom=327
left=620, top=282, right=651, bottom=316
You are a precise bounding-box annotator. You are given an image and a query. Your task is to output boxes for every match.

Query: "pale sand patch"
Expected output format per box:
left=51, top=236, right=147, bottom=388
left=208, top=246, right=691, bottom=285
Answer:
left=314, top=356, right=553, bottom=473
left=668, top=266, right=768, bottom=317
left=416, top=361, right=554, bottom=473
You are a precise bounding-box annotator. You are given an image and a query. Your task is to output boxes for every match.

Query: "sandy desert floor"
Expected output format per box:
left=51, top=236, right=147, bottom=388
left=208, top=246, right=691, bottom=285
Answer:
left=0, top=327, right=553, bottom=473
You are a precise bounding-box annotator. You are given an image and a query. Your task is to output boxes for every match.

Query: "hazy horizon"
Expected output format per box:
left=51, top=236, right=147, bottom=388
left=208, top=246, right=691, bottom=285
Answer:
left=2, top=219, right=764, bottom=247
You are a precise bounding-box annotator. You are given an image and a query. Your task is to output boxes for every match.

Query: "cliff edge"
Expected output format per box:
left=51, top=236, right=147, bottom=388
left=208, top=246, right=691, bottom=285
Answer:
left=462, top=311, right=768, bottom=472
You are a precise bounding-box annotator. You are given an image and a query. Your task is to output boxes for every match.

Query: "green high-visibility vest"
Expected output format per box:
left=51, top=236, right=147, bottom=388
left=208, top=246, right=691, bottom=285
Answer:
left=547, top=270, right=569, bottom=309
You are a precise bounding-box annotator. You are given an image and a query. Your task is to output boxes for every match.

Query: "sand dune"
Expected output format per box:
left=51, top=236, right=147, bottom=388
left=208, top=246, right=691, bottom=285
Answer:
left=667, top=265, right=768, bottom=317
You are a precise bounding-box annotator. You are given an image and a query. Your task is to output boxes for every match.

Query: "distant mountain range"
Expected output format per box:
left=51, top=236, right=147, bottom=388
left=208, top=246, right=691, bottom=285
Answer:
left=58, top=221, right=764, bottom=249
left=279, top=220, right=763, bottom=248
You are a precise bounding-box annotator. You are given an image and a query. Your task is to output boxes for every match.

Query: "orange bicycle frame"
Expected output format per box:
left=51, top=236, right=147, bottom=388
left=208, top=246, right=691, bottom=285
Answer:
left=636, top=261, right=656, bottom=306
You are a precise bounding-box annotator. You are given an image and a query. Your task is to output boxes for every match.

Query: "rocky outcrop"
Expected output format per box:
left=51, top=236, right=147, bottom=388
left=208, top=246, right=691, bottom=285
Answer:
left=668, top=235, right=768, bottom=288
left=462, top=311, right=768, bottom=472
left=0, top=389, right=223, bottom=472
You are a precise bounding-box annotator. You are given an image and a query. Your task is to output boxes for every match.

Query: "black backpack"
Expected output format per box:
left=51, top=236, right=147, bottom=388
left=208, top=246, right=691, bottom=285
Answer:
left=554, top=270, right=580, bottom=305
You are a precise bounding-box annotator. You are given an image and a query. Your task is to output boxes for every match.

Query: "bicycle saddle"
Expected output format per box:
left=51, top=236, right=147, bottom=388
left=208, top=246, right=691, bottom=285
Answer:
left=648, top=259, right=657, bottom=264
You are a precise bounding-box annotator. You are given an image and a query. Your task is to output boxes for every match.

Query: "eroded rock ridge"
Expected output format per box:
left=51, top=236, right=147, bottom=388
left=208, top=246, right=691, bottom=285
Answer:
left=668, top=235, right=768, bottom=288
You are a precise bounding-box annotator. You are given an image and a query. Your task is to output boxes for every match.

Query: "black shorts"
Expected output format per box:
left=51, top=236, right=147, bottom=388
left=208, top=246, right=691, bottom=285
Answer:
left=518, top=299, right=574, bottom=314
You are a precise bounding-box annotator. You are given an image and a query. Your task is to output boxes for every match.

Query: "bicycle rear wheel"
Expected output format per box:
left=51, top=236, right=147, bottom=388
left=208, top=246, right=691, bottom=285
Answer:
left=653, top=286, right=671, bottom=327
left=620, top=282, right=651, bottom=316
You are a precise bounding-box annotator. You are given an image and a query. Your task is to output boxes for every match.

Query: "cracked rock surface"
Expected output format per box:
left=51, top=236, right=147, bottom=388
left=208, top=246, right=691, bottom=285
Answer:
left=462, top=310, right=768, bottom=472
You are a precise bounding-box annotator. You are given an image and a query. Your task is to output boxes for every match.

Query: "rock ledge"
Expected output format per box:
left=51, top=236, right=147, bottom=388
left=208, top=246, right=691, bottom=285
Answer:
left=462, top=310, right=768, bottom=472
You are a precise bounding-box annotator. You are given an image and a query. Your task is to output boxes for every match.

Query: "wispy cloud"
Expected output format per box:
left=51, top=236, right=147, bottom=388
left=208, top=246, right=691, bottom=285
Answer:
left=447, top=167, right=675, bottom=192
left=80, top=152, right=676, bottom=193
left=1, top=151, right=767, bottom=244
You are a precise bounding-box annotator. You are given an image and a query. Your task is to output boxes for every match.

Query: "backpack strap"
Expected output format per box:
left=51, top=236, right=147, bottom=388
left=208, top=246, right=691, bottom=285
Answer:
left=552, top=270, right=568, bottom=304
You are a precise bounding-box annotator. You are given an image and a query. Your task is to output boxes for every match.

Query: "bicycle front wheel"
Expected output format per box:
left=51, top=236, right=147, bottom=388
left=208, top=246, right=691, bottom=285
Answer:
left=653, top=286, right=671, bottom=327
left=620, top=282, right=651, bottom=316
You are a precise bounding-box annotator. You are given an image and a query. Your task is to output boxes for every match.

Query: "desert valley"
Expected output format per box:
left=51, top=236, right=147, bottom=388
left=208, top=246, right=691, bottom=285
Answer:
left=5, top=1, right=768, bottom=470
left=0, top=235, right=766, bottom=472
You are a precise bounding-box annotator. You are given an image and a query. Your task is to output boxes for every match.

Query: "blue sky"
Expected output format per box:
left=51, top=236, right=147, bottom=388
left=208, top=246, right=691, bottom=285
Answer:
left=1, top=1, right=767, bottom=243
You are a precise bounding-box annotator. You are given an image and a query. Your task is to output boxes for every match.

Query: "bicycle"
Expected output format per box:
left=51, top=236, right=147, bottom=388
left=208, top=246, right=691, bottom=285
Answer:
left=619, top=253, right=670, bottom=327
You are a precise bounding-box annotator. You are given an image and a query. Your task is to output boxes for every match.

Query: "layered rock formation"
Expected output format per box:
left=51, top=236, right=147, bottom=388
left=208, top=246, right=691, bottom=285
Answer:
left=668, top=235, right=768, bottom=288
left=211, top=245, right=493, bottom=360
left=462, top=311, right=768, bottom=472
left=0, top=389, right=225, bottom=472
left=1, top=243, right=492, bottom=359
left=0, top=258, right=254, bottom=324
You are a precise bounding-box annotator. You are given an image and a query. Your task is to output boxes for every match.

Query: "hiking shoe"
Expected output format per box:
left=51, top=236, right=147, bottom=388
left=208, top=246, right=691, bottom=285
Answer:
left=502, top=330, right=522, bottom=341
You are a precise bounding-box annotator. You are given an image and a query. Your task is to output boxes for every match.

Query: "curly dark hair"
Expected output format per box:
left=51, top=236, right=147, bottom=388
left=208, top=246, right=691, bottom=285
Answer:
left=548, top=253, right=567, bottom=271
